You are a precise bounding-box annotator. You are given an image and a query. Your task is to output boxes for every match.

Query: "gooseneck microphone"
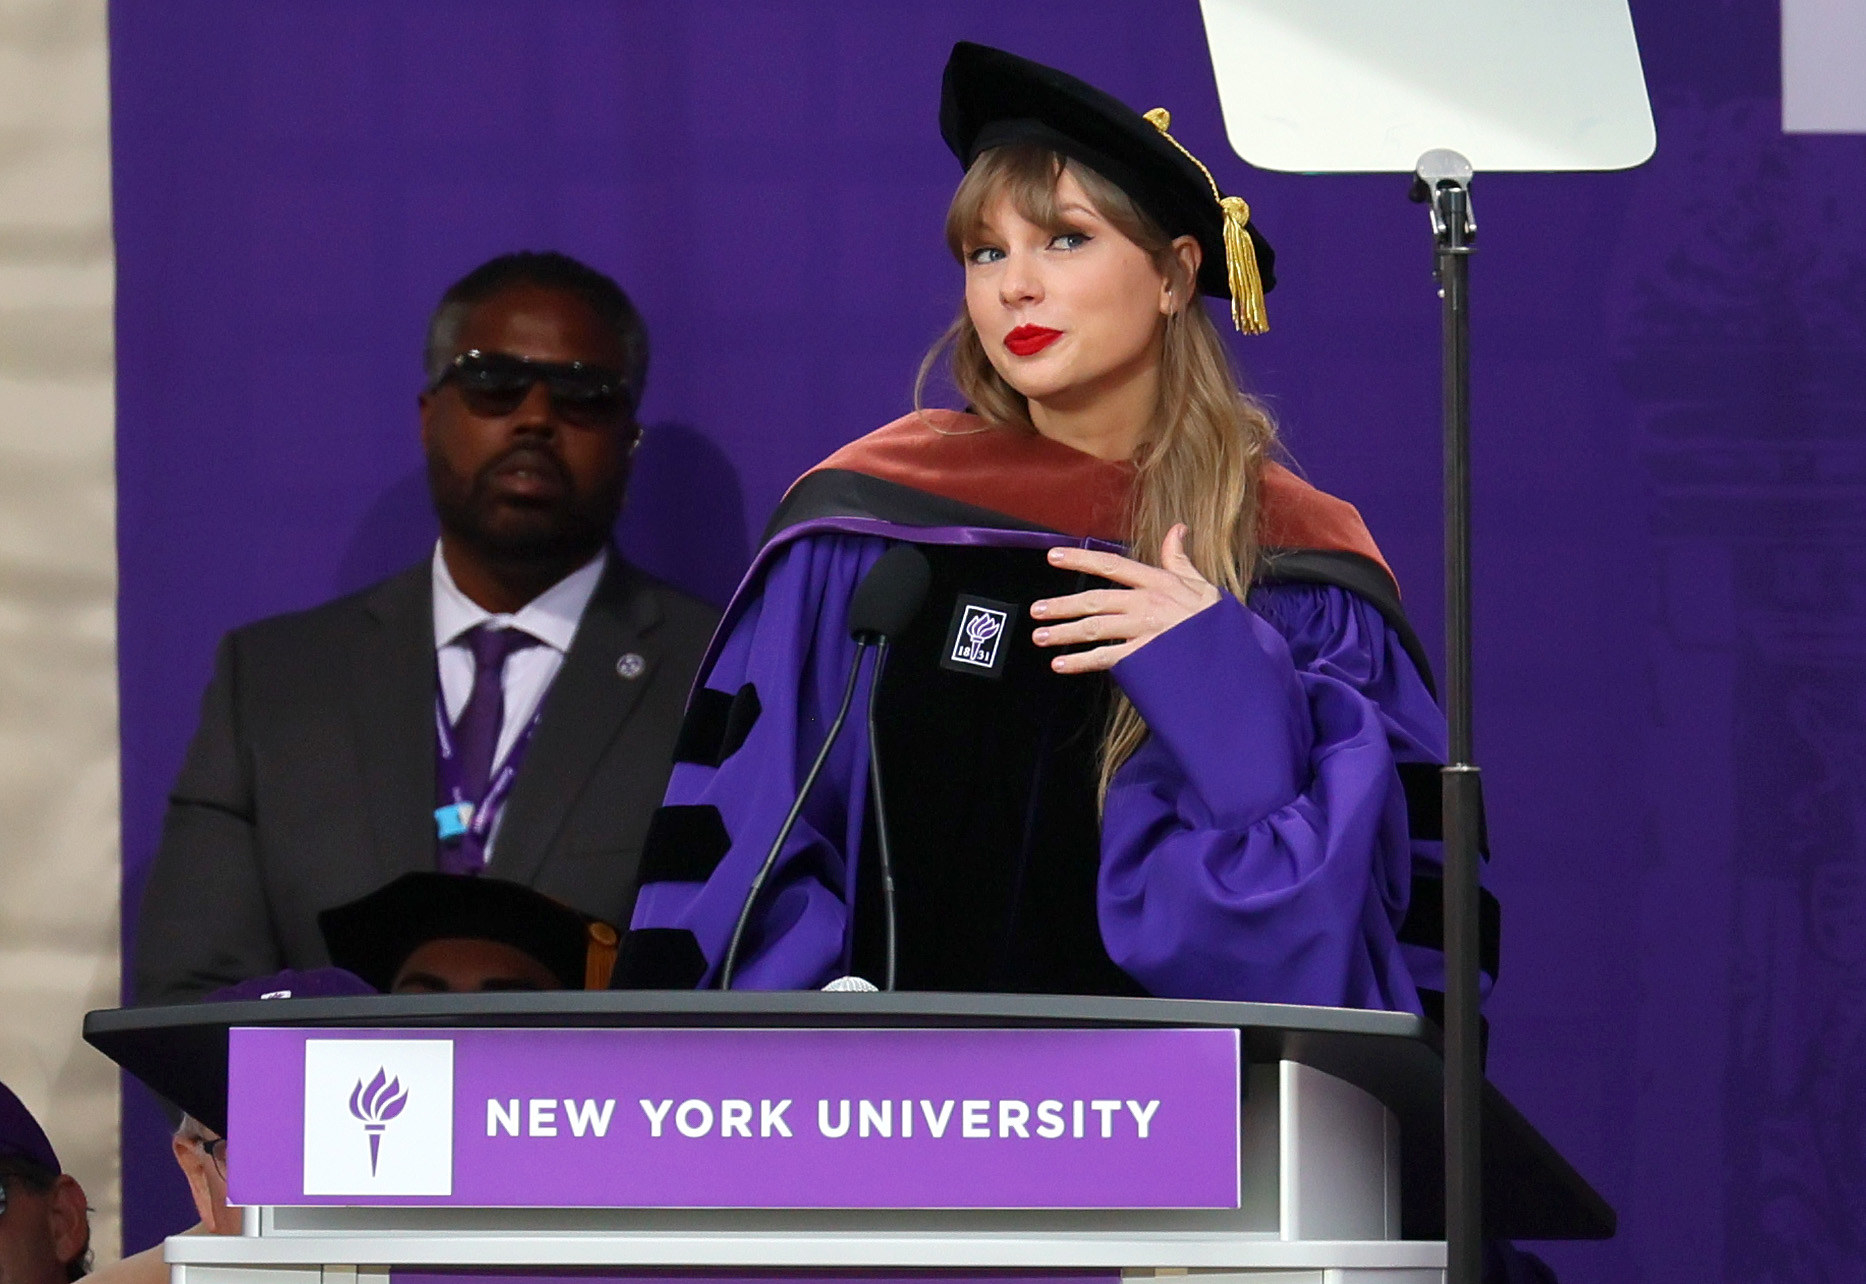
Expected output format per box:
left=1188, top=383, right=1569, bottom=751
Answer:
left=846, top=542, right=933, bottom=643
left=718, top=544, right=931, bottom=990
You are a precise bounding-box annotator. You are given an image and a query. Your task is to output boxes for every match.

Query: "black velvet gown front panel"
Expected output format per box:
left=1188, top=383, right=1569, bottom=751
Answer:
left=849, top=542, right=1146, bottom=997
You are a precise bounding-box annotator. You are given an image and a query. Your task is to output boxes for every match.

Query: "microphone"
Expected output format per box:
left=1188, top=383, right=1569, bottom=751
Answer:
left=718, top=544, right=931, bottom=990
left=821, top=974, right=879, bottom=992
left=847, top=543, right=932, bottom=642
left=848, top=545, right=930, bottom=992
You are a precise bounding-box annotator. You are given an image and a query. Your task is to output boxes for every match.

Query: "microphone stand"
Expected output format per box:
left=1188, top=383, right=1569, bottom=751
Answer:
left=718, top=640, right=872, bottom=990
left=715, top=541, right=929, bottom=992
left=1411, top=147, right=1482, bottom=1284
left=864, top=639, right=901, bottom=990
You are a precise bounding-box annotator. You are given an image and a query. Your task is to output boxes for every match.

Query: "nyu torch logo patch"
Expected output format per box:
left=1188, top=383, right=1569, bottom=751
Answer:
left=303, top=1039, right=453, bottom=1196
left=941, top=596, right=1013, bottom=678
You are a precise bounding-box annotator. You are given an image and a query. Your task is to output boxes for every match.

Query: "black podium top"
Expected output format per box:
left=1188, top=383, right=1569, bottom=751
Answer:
left=85, top=990, right=1610, bottom=1241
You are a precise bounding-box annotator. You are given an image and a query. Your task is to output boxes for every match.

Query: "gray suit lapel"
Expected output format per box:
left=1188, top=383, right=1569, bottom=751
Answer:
left=351, top=564, right=439, bottom=885
left=489, top=555, right=661, bottom=885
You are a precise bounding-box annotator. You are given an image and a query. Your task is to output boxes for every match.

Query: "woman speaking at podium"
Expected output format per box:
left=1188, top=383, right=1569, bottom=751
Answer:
left=616, top=43, right=1453, bottom=1013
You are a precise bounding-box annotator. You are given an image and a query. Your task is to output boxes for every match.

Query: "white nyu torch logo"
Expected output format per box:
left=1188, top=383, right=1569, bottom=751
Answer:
left=950, top=604, right=1006, bottom=668
left=303, top=1039, right=454, bottom=1196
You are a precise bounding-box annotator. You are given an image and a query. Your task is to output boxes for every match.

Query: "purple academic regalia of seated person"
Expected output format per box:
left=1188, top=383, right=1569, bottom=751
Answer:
left=628, top=524, right=1452, bottom=1009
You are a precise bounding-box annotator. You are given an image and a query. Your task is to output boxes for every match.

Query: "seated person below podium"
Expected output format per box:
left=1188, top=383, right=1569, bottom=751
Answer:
left=616, top=43, right=1465, bottom=1010
left=87, top=1106, right=244, bottom=1284
left=320, top=871, right=621, bottom=993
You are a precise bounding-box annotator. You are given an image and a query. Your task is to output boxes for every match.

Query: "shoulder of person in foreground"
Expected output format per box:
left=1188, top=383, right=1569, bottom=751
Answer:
left=131, top=563, right=433, bottom=1006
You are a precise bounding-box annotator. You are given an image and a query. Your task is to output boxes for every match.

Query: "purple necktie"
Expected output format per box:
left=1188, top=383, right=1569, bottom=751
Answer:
left=438, top=624, right=541, bottom=874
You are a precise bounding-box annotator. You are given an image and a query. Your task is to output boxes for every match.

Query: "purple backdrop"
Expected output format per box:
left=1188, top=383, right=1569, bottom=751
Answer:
left=108, top=1, right=1866, bottom=1278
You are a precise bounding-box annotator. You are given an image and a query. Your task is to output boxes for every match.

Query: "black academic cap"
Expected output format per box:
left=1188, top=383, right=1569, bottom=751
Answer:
left=317, top=872, right=618, bottom=992
left=939, top=41, right=1274, bottom=333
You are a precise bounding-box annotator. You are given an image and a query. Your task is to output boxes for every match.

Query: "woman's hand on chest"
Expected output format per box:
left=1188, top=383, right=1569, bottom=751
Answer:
left=1029, top=524, right=1221, bottom=673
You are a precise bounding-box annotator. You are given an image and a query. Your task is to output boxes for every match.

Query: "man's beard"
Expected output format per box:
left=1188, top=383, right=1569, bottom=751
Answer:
left=426, top=442, right=622, bottom=568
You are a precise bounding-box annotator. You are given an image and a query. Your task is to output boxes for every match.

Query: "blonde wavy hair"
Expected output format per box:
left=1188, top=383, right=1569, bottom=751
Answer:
left=914, top=144, right=1281, bottom=802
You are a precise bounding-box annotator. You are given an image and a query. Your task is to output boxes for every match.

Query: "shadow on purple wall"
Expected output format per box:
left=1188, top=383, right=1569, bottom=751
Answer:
left=616, top=422, right=750, bottom=608
left=333, top=469, right=433, bottom=594
left=328, top=422, right=747, bottom=607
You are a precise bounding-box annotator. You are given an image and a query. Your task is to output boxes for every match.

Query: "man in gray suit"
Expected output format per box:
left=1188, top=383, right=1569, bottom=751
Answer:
left=134, top=252, right=720, bottom=1005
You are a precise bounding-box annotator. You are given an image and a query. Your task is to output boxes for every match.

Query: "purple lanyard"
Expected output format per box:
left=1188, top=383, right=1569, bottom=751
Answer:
left=434, top=688, right=546, bottom=845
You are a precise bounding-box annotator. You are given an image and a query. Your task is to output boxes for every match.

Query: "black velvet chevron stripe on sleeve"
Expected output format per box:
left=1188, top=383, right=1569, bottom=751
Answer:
left=637, top=804, right=732, bottom=883
left=1399, top=873, right=1502, bottom=980
left=613, top=927, right=708, bottom=989
left=672, top=683, right=763, bottom=768
left=1394, top=760, right=1490, bottom=857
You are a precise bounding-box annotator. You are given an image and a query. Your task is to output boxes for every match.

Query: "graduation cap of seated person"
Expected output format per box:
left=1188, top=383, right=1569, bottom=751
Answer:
left=318, top=872, right=620, bottom=993
left=940, top=40, right=1276, bottom=333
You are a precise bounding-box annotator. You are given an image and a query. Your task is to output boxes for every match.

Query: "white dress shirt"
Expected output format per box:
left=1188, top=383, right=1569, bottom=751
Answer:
left=431, top=542, right=608, bottom=774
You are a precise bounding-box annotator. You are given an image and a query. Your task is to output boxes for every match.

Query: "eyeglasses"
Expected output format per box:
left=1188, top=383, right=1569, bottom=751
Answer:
left=428, top=349, right=634, bottom=428
left=192, top=1135, right=228, bottom=1182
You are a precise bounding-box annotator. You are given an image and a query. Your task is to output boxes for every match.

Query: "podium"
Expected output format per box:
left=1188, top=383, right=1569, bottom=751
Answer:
left=85, top=993, right=1611, bottom=1284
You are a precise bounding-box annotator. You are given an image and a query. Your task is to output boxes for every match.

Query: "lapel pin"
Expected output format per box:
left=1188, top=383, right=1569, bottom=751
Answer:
left=615, top=652, right=647, bottom=681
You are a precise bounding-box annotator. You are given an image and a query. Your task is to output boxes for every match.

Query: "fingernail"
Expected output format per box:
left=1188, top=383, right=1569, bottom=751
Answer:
left=1030, top=601, right=1047, bottom=617
left=1033, top=628, right=1050, bottom=643
left=1051, top=656, right=1067, bottom=672
left=1048, top=547, right=1063, bottom=561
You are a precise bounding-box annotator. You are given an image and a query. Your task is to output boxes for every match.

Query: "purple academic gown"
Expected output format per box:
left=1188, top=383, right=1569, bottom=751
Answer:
left=626, top=517, right=1452, bottom=1013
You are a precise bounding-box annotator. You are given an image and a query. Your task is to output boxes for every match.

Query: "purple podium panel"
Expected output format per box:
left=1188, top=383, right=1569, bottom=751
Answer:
left=226, top=1026, right=1241, bottom=1210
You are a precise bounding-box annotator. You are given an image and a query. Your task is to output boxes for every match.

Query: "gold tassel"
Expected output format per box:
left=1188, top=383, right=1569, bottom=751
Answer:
left=1220, top=196, right=1268, bottom=334
left=584, top=921, right=620, bottom=990
left=1144, top=108, right=1269, bottom=335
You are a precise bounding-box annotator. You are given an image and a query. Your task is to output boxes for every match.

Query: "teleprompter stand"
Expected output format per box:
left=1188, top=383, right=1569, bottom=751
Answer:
left=1197, top=3, right=1655, bottom=1276
left=89, top=991, right=1611, bottom=1284
left=1410, top=147, right=1484, bottom=1284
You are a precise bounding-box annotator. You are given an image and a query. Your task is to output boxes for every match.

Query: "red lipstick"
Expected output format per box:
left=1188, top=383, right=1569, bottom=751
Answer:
left=1004, top=325, right=1063, bottom=357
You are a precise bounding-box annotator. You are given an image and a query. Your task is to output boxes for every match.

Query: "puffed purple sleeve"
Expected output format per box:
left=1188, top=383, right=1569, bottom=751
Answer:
left=1098, top=583, right=1445, bottom=1011
left=626, top=534, right=886, bottom=989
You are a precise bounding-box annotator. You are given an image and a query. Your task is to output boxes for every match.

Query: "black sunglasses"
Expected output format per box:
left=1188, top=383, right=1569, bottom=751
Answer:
left=429, top=350, right=634, bottom=428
